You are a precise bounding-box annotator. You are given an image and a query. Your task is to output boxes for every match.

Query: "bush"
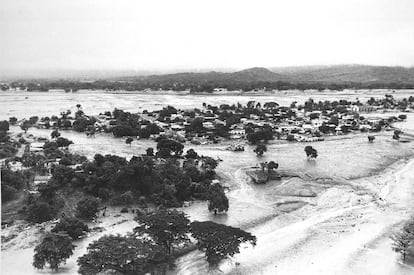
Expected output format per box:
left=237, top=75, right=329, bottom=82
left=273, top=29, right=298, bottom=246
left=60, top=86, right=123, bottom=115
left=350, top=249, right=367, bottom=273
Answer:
left=33, top=232, right=75, bottom=270
left=27, top=202, right=56, bottom=223
left=0, top=120, right=10, bottom=131
left=51, top=217, right=89, bottom=239
left=1, top=185, right=17, bottom=202
left=120, top=207, right=129, bottom=213
left=120, top=191, right=134, bottom=204
left=76, top=197, right=100, bottom=220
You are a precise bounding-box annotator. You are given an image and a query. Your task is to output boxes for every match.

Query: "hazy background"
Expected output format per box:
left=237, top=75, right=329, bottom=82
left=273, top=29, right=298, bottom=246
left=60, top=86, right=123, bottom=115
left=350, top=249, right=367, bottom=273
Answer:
left=1, top=0, right=414, bottom=77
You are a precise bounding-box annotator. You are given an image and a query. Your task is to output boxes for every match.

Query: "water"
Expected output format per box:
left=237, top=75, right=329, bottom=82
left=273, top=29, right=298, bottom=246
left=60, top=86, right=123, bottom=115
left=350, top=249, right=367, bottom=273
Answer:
left=1, top=89, right=414, bottom=120
left=2, top=90, right=414, bottom=275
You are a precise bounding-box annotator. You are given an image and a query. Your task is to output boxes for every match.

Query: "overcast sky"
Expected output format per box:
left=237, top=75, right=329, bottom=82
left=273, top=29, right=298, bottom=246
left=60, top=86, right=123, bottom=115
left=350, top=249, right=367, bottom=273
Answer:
left=1, top=0, right=414, bottom=75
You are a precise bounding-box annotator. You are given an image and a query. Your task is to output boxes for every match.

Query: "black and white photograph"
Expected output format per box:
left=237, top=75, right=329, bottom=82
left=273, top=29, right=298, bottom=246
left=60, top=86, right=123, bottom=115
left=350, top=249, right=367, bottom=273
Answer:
left=1, top=0, right=414, bottom=274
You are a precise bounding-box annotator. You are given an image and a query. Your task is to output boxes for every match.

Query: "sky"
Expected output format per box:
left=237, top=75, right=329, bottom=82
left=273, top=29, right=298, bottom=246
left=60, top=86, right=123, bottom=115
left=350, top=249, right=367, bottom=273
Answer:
left=1, top=0, right=414, bottom=76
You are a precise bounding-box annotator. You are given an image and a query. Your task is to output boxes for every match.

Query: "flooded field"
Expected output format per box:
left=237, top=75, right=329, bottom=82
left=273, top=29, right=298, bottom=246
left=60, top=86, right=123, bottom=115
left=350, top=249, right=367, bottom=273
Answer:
left=2, top=91, right=414, bottom=275
left=1, top=89, right=414, bottom=120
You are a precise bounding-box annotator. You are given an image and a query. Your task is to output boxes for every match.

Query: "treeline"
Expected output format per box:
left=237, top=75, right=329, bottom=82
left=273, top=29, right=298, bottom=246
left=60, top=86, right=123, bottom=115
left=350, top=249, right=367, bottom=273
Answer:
left=3, top=79, right=414, bottom=93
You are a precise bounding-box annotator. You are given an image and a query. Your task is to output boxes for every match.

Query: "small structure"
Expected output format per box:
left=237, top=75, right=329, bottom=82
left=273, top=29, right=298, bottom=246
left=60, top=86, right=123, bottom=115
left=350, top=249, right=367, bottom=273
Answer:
left=30, top=142, right=45, bottom=152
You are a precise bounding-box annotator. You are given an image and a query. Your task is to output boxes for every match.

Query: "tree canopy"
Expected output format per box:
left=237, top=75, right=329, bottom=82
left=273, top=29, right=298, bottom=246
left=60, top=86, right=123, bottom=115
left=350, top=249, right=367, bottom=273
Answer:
left=134, top=209, right=191, bottom=254
left=77, top=234, right=171, bottom=275
left=190, top=221, right=256, bottom=267
left=33, top=232, right=75, bottom=271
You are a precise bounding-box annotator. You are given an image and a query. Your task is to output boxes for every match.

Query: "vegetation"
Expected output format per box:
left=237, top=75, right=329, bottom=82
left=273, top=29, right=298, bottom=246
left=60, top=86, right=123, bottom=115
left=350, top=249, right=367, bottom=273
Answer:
left=1, top=168, right=29, bottom=202
left=27, top=202, right=58, bottom=223
left=208, top=183, right=229, bottom=214
left=190, top=221, right=257, bottom=266
left=77, top=235, right=171, bottom=275
left=76, top=197, right=100, bottom=220
left=51, top=217, right=89, bottom=239
left=134, top=209, right=191, bottom=254
left=391, top=220, right=414, bottom=261
left=304, top=146, right=318, bottom=159
left=78, top=209, right=256, bottom=272
left=254, top=144, right=267, bottom=157
left=33, top=232, right=75, bottom=271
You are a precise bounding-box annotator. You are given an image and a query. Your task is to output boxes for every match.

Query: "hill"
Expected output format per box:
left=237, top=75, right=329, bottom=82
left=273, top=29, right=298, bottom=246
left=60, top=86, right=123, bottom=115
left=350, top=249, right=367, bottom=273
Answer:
left=271, top=65, right=414, bottom=83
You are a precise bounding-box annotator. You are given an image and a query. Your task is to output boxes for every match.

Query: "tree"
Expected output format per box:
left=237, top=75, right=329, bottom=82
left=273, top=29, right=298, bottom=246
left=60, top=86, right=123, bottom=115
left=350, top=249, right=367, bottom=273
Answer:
left=190, top=221, right=256, bottom=267
left=0, top=120, right=10, bottom=131
left=391, top=222, right=414, bottom=261
left=185, top=148, right=198, bottom=159
left=76, top=104, right=82, bottom=111
left=146, top=147, right=154, bottom=156
left=304, top=146, right=318, bottom=159
left=78, top=235, right=171, bottom=275
left=27, top=202, right=56, bottom=223
left=33, top=232, right=75, bottom=271
left=134, top=209, right=191, bottom=254
left=267, top=161, right=279, bottom=172
left=126, top=137, right=133, bottom=146
left=254, top=144, right=267, bottom=157
left=208, top=183, right=229, bottom=214
left=20, top=121, right=31, bottom=133
left=393, top=130, right=401, bottom=141
left=156, top=139, right=184, bottom=157
left=368, top=135, right=375, bottom=143
left=56, top=137, right=73, bottom=148
left=51, top=130, right=61, bottom=139
left=51, top=217, right=89, bottom=240
left=9, top=117, right=18, bottom=125
left=76, top=197, right=100, bottom=220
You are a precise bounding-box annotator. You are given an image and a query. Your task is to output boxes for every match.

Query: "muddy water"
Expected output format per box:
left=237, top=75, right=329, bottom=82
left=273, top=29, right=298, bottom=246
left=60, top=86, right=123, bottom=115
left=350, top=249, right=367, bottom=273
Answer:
left=2, top=91, right=414, bottom=275
left=1, top=89, right=414, bottom=120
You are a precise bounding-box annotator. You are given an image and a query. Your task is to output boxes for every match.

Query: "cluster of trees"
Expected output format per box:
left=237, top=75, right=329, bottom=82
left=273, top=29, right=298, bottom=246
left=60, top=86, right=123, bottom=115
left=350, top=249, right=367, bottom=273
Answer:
left=1, top=168, right=31, bottom=202
left=0, top=121, right=23, bottom=159
left=76, top=209, right=256, bottom=274
left=24, top=140, right=223, bottom=224
left=110, top=108, right=161, bottom=138
left=33, top=209, right=256, bottom=273
left=33, top=216, right=90, bottom=270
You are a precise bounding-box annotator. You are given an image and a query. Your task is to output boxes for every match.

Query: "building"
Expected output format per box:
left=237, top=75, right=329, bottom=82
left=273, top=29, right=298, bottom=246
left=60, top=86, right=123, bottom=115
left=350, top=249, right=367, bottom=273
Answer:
left=30, top=142, right=45, bottom=152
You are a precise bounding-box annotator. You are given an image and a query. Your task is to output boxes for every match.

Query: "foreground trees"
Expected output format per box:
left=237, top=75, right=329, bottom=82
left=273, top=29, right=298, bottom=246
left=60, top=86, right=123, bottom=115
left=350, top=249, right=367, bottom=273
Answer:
left=77, top=235, right=170, bottom=275
left=77, top=210, right=257, bottom=272
left=190, top=221, right=257, bottom=267
left=134, top=209, right=191, bottom=254
left=33, top=232, right=75, bottom=271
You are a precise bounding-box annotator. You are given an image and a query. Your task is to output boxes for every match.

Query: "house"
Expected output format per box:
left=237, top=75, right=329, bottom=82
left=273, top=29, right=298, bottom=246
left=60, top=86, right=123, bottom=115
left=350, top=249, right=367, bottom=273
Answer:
left=8, top=161, right=23, bottom=171
left=229, top=129, right=245, bottom=139
left=30, top=142, right=45, bottom=152
left=352, top=105, right=376, bottom=113
left=33, top=175, right=51, bottom=189
left=203, top=122, right=215, bottom=130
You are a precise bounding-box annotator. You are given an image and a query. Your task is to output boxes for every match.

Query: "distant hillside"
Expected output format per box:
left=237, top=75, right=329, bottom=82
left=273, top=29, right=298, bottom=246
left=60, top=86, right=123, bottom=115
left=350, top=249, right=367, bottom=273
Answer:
left=120, top=67, right=287, bottom=85
left=5, top=65, right=414, bottom=92
left=271, top=65, right=414, bottom=83
left=118, top=65, right=414, bottom=85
